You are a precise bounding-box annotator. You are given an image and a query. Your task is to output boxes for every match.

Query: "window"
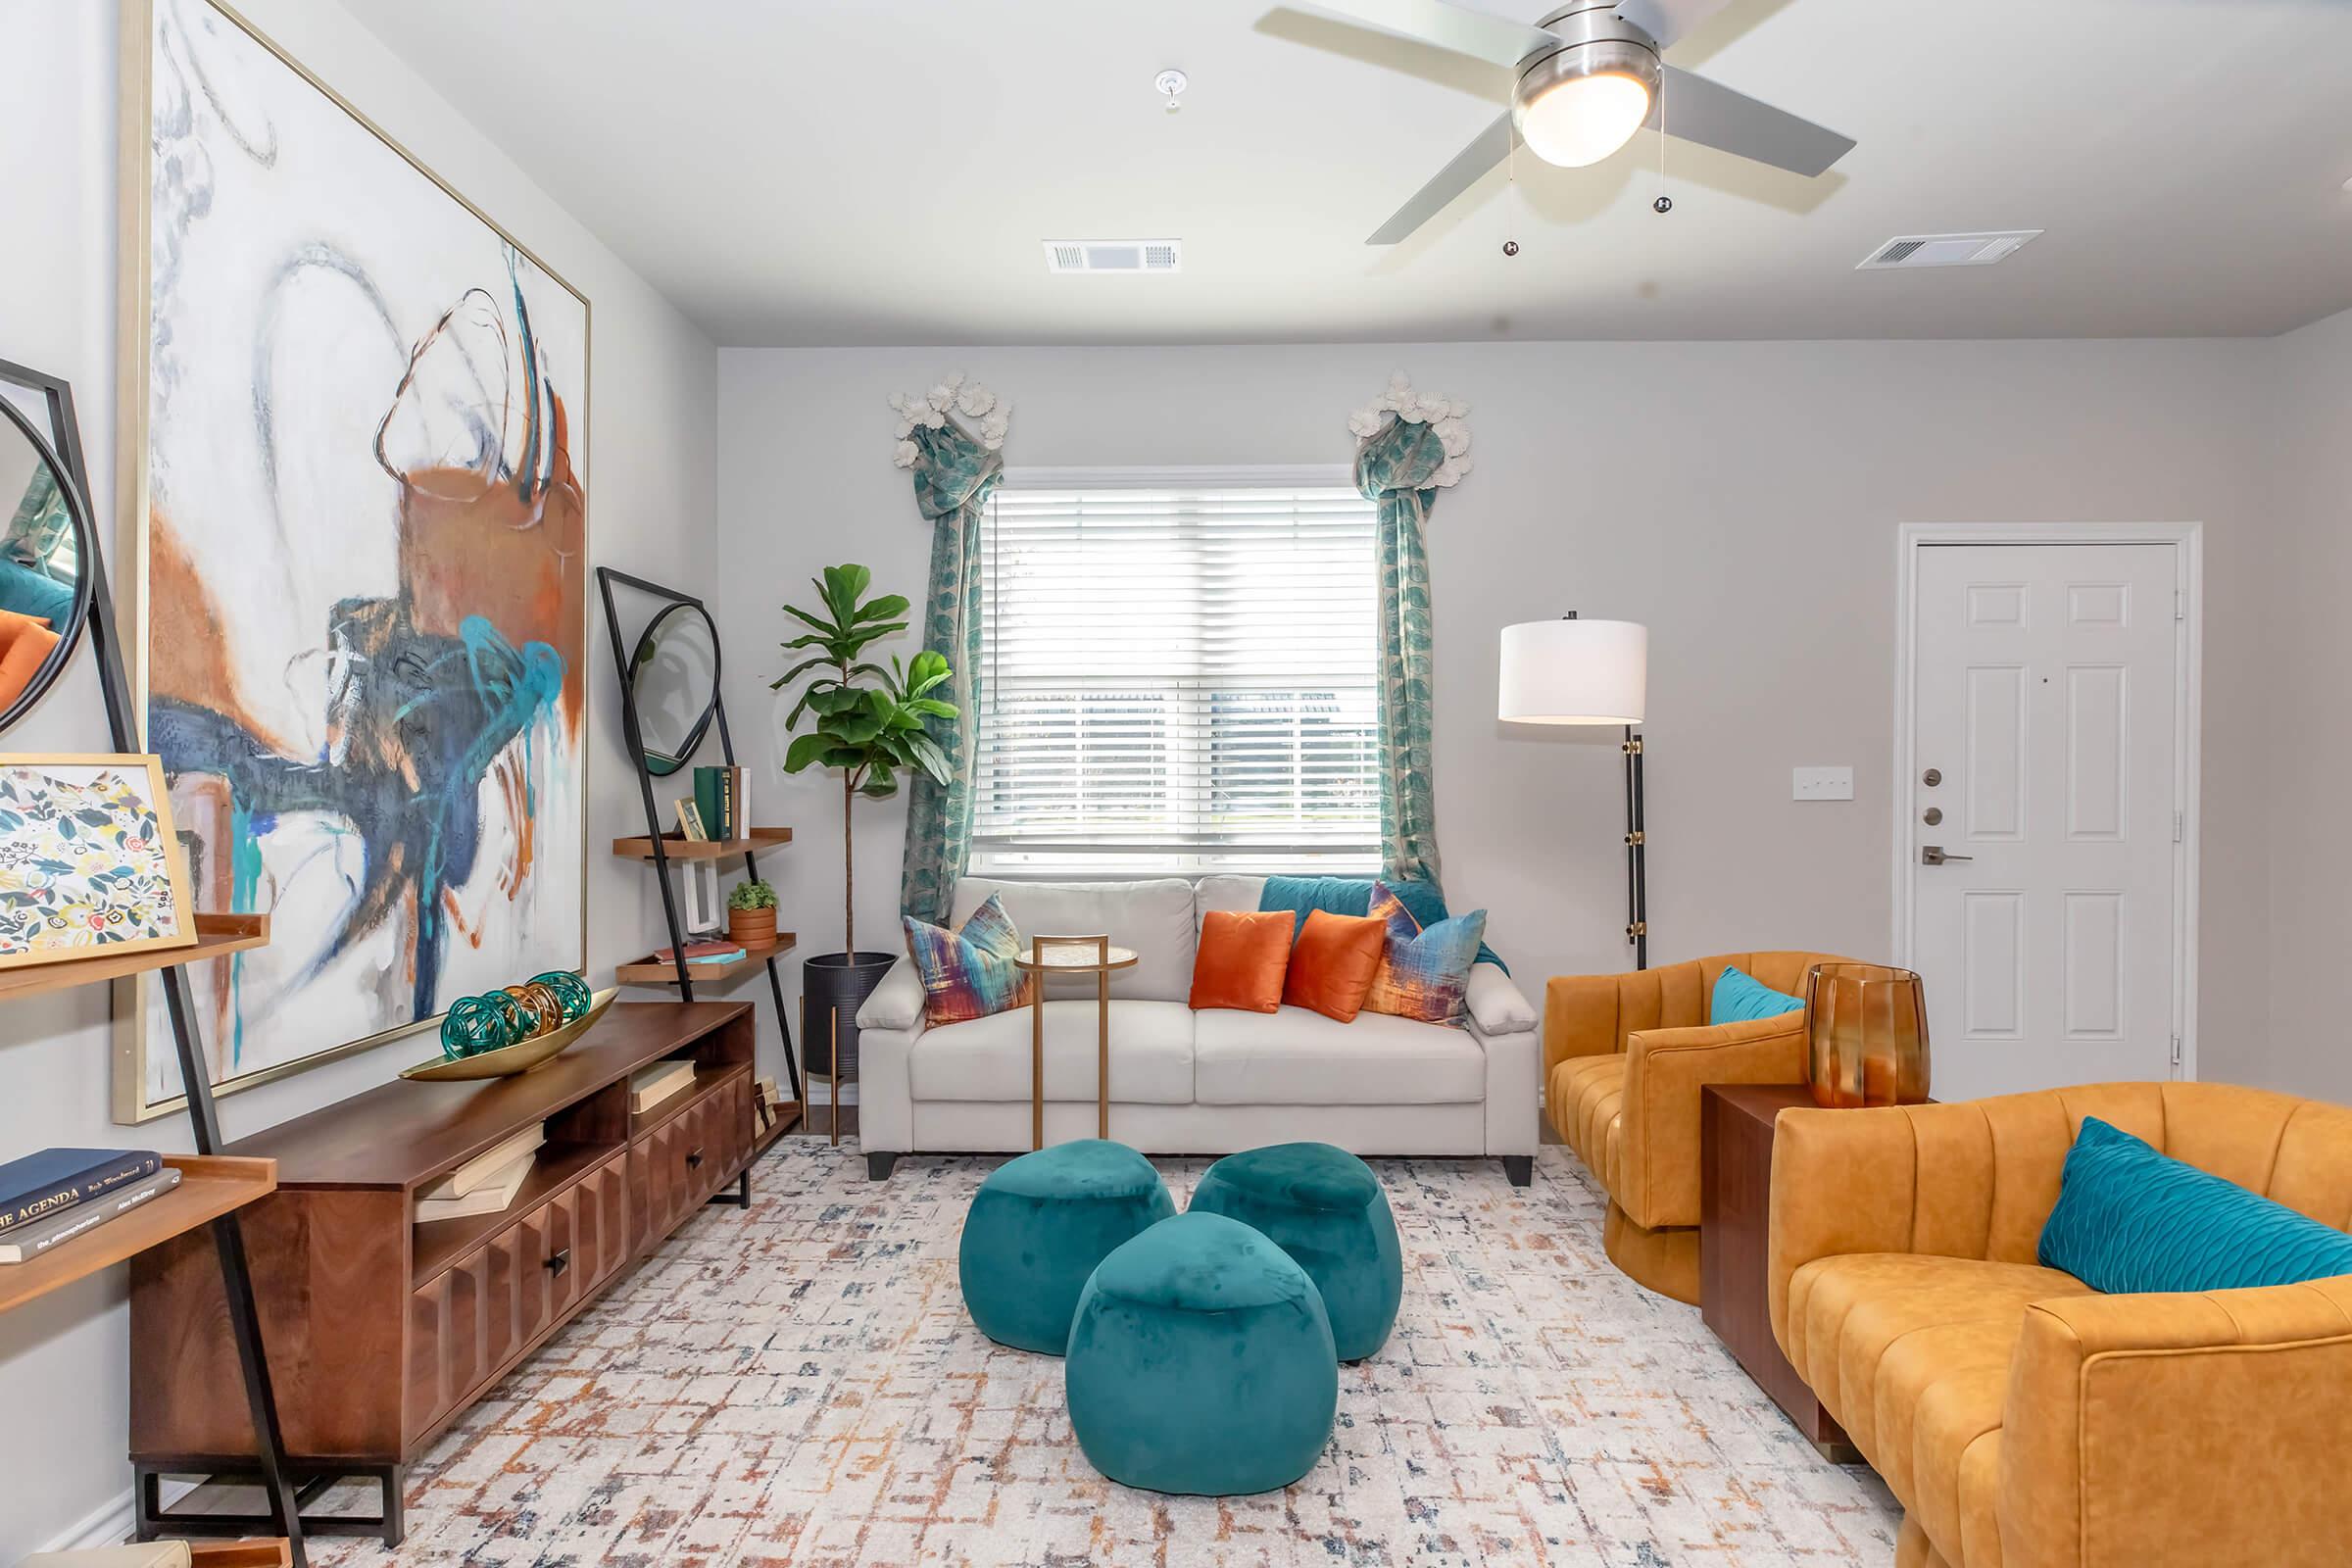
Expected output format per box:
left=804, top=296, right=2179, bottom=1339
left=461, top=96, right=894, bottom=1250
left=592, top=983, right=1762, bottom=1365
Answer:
left=969, top=466, right=1381, bottom=876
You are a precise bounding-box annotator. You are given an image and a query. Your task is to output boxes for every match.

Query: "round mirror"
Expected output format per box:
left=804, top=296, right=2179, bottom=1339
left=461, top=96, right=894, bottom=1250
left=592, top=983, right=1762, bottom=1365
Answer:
left=0, top=396, right=94, bottom=732
left=628, top=600, right=720, bottom=776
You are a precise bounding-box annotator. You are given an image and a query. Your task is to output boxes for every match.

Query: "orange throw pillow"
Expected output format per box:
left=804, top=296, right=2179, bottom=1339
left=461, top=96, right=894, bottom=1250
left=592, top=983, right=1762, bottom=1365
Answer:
left=1281, top=909, right=1388, bottom=1023
left=1190, top=909, right=1294, bottom=1012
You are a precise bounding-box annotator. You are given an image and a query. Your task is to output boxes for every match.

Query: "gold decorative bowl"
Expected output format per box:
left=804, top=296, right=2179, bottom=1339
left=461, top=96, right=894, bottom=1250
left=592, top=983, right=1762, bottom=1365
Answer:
left=399, top=988, right=617, bottom=1082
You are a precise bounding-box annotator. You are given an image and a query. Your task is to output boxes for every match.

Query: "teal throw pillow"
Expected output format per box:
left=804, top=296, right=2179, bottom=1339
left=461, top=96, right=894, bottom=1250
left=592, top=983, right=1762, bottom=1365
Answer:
left=2037, top=1116, right=2352, bottom=1295
left=1709, top=964, right=1805, bottom=1025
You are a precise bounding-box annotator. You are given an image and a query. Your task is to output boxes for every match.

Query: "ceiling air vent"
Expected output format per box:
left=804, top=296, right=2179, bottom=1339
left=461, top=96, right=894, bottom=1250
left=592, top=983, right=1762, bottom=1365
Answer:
left=1857, top=230, right=2042, bottom=270
left=1043, top=239, right=1182, bottom=275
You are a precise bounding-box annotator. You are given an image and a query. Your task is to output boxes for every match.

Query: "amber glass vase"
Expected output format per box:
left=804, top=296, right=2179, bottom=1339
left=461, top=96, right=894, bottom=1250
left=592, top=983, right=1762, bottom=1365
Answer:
left=1805, top=962, right=1930, bottom=1108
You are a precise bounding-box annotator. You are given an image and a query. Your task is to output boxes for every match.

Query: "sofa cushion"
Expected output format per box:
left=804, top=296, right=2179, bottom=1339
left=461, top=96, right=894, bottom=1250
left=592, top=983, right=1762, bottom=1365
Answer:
left=954, top=878, right=1196, bottom=1003
left=1787, top=1251, right=2091, bottom=1455
left=1550, top=1054, right=1627, bottom=1190
left=1194, top=1005, right=1484, bottom=1105
left=1785, top=1253, right=2087, bottom=1568
left=908, top=999, right=1195, bottom=1104
left=1194, top=873, right=1267, bottom=921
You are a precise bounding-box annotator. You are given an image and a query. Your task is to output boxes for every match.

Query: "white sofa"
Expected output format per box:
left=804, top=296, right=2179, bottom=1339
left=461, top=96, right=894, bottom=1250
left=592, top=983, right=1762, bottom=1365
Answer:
left=855, top=875, right=1542, bottom=1184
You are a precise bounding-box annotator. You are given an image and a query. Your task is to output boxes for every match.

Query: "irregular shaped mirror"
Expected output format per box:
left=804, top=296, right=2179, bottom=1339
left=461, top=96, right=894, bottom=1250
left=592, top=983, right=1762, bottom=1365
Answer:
left=0, top=387, right=94, bottom=731
left=628, top=599, right=719, bottom=776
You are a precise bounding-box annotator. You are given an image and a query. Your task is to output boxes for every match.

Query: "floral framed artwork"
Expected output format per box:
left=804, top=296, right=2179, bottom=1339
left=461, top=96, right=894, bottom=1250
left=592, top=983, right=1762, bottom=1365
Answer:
left=0, top=755, right=195, bottom=972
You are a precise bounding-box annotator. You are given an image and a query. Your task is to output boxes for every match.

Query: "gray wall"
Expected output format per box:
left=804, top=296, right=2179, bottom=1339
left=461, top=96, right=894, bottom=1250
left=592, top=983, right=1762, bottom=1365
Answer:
left=2261, top=306, right=2352, bottom=1102
left=0, top=0, right=718, bottom=1553
left=713, top=338, right=2281, bottom=1097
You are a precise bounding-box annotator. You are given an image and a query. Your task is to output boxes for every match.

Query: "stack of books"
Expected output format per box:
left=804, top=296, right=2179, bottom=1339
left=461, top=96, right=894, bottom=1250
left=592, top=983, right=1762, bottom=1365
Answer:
left=631, top=1058, right=697, bottom=1113
left=754, top=1075, right=791, bottom=1134
left=652, top=939, right=744, bottom=967
left=0, top=1148, right=177, bottom=1265
left=414, top=1124, right=543, bottom=1224
left=692, top=763, right=750, bottom=842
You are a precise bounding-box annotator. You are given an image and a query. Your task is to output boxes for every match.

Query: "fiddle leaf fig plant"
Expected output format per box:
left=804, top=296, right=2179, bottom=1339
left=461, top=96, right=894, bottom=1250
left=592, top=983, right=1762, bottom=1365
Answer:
left=770, top=564, right=957, bottom=954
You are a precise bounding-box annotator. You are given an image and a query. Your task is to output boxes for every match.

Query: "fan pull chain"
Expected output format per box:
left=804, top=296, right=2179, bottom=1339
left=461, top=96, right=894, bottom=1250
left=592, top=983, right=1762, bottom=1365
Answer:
left=1654, top=71, right=1673, bottom=215
left=1503, top=122, right=1521, bottom=258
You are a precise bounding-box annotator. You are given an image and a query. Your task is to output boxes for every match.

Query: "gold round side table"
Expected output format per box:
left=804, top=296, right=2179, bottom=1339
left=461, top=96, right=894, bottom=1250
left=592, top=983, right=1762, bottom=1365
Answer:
left=1013, top=936, right=1139, bottom=1150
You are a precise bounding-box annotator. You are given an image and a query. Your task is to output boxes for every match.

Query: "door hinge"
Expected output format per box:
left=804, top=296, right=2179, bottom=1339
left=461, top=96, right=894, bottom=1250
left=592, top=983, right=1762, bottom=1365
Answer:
left=2173, top=809, right=2183, bottom=843
left=2171, top=1033, right=2182, bottom=1069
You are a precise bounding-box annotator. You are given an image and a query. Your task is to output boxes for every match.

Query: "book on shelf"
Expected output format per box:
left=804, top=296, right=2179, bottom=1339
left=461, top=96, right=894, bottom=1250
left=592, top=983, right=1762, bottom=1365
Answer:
left=630, top=1057, right=697, bottom=1112
left=416, top=1124, right=546, bottom=1201
left=652, top=940, right=743, bottom=965
left=0, top=1147, right=165, bottom=1234
left=414, top=1150, right=535, bottom=1223
left=0, top=1166, right=182, bottom=1264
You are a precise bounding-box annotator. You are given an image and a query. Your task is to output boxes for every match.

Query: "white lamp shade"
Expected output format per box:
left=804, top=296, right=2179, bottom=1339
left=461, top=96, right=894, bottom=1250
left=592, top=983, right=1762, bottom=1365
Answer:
left=1498, top=618, right=1648, bottom=724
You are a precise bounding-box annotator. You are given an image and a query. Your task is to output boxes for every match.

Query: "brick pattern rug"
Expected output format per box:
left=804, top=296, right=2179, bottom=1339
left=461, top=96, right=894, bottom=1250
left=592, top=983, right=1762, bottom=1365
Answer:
left=313, top=1141, right=1899, bottom=1567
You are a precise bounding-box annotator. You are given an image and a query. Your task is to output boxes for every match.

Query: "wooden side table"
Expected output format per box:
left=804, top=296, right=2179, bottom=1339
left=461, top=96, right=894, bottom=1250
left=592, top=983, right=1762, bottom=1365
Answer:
left=1699, top=1084, right=1856, bottom=1461
left=1014, top=937, right=1137, bottom=1149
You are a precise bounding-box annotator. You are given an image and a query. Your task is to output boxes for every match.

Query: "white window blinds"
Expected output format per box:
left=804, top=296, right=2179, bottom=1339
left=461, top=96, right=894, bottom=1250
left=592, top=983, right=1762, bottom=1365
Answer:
left=969, top=467, right=1382, bottom=876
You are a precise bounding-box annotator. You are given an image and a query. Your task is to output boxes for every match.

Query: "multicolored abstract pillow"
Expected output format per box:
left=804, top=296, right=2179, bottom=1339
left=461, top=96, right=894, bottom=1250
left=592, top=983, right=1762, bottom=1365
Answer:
left=903, top=893, right=1035, bottom=1027
left=1361, top=879, right=1487, bottom=1024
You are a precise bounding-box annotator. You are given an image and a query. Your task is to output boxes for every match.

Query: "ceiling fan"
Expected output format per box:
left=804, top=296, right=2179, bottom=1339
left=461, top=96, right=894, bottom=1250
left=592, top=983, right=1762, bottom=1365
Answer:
left=1301, top=0, right=1857, bottom=244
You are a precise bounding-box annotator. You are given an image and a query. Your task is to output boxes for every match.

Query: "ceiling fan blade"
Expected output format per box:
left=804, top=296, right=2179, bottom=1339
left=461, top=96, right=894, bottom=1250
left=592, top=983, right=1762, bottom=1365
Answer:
left=1612, top=0, right=1735, bottom=50
left=1367, top=112, right=1513, bottom=244
left=1299, top=0, right=1558, bottom=70
left=1654, top=65, right=1855, bottom=177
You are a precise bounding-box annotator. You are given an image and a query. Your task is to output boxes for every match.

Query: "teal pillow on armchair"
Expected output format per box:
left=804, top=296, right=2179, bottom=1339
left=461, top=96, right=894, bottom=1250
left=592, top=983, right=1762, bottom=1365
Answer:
left=2038, top=1116, right=2352, bottom=1294
left=1709, top=965, right=1805, bottom=1025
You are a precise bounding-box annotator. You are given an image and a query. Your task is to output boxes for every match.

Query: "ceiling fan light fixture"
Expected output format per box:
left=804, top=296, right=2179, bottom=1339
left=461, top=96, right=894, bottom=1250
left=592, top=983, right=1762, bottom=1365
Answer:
left=1516, top=69, right=1652, bottom=167
left=1510, top=14, right=1662, bottom=171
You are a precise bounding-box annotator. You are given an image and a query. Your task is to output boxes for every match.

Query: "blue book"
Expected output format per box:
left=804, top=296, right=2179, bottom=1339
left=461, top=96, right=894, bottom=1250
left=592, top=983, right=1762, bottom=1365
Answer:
left=0, top=1148, right=164, bottom=1233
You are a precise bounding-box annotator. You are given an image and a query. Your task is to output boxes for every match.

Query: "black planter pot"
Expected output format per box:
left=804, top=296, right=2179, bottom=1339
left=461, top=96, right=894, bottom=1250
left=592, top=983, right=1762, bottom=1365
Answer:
left=803, top=951, right=896, bottom=1143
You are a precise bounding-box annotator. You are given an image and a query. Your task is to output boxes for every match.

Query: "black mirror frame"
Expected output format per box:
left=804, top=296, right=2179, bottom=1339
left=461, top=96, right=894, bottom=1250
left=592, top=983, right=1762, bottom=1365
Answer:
left=0, top=361, right=99, bottom=734
left=627, top=597, right=723, bottom=778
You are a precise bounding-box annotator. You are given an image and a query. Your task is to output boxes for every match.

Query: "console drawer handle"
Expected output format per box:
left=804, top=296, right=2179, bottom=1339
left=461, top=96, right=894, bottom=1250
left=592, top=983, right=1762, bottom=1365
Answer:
left=545, top=1248, right=571, bottom=1278
left=687, top=1149, right=705, bottom=1169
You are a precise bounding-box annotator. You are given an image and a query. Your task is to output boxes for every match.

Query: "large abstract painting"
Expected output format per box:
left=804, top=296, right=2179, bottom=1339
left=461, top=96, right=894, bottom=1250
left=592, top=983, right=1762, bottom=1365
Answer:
left=115, top=0, right=589, bottom=1121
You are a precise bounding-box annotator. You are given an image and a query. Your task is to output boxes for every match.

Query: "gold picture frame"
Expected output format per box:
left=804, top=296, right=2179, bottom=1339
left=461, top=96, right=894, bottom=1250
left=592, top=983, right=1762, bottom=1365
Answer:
left=112, top=0, right=593, bottom=1123
left=0, top=754, right=196, bottom=973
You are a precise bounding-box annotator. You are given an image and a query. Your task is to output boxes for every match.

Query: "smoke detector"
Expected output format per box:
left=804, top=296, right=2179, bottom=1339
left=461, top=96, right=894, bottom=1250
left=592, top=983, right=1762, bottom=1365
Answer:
left=1857, top=231, right=2042, bottom=270
left=1043, top=239, right=1182, bottom=275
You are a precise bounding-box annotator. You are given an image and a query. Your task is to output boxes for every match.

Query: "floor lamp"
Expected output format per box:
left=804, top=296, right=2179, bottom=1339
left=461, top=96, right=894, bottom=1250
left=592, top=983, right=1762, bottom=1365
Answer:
left=1499, top=613, right=1652, bottom=968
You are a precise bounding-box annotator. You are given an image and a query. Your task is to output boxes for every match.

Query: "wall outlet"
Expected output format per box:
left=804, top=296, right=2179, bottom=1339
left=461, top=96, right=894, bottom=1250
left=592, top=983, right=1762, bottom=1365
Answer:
left=1792, top=766, right=1854, bottom=801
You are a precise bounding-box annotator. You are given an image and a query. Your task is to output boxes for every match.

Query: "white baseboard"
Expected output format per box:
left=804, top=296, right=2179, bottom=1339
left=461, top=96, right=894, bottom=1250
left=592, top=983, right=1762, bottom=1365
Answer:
left=43, top=1477, right=198, bottom=1552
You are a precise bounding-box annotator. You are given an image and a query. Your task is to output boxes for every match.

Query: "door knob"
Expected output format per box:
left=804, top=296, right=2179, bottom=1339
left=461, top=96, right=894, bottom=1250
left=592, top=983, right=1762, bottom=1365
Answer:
left=1922, top=767, right=1942, bottom=787
left=1921, top=845, right=1973, bottom=865
left=1921, top=807, right=1943, bottom=826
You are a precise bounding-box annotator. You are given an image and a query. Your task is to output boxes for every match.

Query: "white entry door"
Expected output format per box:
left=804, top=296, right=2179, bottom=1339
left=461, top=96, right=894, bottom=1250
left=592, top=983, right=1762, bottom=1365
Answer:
left=1907, top=542, right=2186, bottom=1102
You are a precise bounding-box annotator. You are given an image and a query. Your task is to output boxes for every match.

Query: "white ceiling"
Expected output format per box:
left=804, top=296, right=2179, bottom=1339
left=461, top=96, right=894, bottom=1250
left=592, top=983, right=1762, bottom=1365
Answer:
left=342, top=0, right=2352, bottom=346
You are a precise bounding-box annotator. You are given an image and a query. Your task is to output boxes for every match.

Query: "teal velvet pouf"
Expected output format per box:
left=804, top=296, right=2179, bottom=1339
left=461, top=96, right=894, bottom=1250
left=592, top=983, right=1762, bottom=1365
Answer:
left=958, top=1140, right=1175, bottom=1355
left=1188, top=1142, right=1401, bottom=1361
left=1065, top=1210, right=1339, bottom=1495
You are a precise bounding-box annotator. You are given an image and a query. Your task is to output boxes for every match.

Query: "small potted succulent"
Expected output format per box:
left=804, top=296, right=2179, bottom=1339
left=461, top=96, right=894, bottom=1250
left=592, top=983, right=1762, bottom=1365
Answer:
left=726, top=878, right=779, bottom=950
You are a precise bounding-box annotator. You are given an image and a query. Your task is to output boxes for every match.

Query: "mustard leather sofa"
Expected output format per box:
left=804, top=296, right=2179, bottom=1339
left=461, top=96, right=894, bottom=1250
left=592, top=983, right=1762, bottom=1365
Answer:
left=1768, top=1082, right=2352, bottom=1568
left=1545, top=950, right=1854, bottom=1302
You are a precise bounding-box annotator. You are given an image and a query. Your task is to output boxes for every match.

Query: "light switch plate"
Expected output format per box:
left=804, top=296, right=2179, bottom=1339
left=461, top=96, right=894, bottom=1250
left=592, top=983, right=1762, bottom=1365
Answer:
left=1792, top=766, right=1854, bottom=802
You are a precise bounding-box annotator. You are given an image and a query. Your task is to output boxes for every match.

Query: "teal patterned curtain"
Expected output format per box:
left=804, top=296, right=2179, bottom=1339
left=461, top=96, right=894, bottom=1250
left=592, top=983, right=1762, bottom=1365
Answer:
left=893, top=377, right=1007, bottom=925
left=1350, top=374, right=1471, bottom=887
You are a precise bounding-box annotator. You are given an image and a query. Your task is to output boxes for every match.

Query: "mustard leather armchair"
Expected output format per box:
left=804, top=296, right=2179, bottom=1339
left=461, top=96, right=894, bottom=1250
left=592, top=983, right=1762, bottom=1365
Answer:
left=1768, top=1082, right=2352, bottom=1568
left=1544, top=950, right=1855, bottom=1302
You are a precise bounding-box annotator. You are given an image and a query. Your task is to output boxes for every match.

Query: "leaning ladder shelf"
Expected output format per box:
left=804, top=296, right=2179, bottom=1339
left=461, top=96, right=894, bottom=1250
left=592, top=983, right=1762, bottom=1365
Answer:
left=596, top=567, right=805, bottom=1139
left=0, top=356, right=311, bottom=1562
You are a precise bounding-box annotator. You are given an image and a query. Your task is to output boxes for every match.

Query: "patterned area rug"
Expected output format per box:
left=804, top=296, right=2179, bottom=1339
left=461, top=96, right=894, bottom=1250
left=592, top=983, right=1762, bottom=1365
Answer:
left=313, top=1141, right=1898, bottom=1567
